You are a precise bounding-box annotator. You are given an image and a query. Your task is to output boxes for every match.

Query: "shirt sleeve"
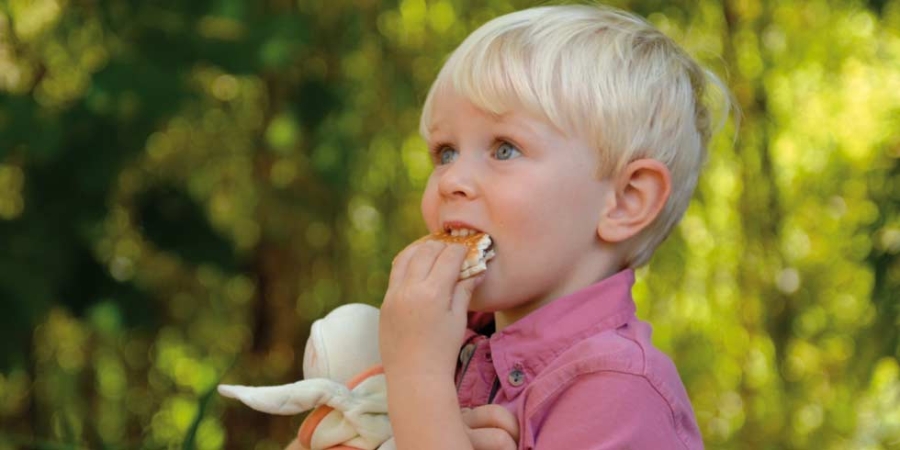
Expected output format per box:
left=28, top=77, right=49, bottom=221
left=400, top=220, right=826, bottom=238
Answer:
left=531, top=371, right=691, bottom=450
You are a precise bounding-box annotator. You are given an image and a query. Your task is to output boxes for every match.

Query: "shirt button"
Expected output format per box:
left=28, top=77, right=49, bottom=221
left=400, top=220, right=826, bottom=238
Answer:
left=459, top=344, right=476, bottom=365
left=508, top=368, right=526, bottom=387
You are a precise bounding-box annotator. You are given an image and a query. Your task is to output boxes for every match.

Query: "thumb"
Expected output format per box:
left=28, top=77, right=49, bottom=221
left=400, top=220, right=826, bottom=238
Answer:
left=450, top=274, right=483, bottom=315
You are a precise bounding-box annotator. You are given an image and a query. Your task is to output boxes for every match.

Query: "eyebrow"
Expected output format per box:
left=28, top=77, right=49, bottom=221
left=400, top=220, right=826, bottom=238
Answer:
left=428, top=119, right=549, bottom=152
left=496, top=115, right=546, bottom=143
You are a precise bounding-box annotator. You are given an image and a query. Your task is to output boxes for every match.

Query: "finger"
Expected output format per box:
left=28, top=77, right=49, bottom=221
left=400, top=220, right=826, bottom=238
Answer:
left=389, top=238, right=441, bottom=287
left=466, top=427, right=517, bottom=450
left=388, top=242, right=420, bottom=289
left=450, top=275, right=481, bottom=315
left=426, top=244, right=468, bottom=310
left=426, top=243, right=468, bottom=284
left=462, top=405, right=520, bottom=442
left=404, top=239, right=447, bottom=281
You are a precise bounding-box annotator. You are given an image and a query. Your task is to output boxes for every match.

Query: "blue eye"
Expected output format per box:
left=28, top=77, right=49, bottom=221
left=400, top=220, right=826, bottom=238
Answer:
left=436, top=146, right=458, bottom=165
left=494, top=142, right=522, bottom=160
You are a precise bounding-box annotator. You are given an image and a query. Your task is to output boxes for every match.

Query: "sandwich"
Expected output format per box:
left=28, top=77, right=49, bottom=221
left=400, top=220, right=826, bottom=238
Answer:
left=420, top=231, right=495, bottom=280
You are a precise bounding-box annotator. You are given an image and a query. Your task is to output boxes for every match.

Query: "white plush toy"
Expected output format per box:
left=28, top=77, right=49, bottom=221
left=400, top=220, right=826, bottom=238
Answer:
left=218, top=303, right=396, bottom=450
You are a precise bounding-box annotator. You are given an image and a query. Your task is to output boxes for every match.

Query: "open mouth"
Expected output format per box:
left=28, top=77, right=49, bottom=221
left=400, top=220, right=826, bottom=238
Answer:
left=444, top=227, right=480, bottom=237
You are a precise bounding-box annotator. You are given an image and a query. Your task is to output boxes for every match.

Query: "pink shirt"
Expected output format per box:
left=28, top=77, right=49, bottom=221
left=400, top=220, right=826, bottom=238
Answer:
left=456, top=269, right=703, bottom=449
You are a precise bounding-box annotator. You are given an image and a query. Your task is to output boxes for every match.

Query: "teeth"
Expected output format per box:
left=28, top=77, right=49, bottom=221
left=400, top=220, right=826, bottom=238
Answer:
left=448, top=228, right=477, bottom=237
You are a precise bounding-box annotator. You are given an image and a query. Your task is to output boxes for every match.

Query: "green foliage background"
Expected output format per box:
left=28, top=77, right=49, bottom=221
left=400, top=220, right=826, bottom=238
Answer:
left=0, top=0, right=898, bottom=448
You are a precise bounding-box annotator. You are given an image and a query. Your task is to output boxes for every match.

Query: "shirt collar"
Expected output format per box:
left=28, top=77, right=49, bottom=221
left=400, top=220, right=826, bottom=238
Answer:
left=482, top=269, right=637, bottom=399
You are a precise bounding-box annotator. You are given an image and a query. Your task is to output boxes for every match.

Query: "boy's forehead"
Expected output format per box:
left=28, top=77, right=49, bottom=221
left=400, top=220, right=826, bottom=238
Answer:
left=428, top=102, right=571, bottom=143
left=425, top=94, right=490, bottom=131
left=426, top=108, right=542, bottom=137
left=428, top=88, right=533, bottom=128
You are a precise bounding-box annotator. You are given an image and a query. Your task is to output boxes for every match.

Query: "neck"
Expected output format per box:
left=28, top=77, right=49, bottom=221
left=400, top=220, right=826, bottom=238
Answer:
left=493, top=258, right=624, bottom=331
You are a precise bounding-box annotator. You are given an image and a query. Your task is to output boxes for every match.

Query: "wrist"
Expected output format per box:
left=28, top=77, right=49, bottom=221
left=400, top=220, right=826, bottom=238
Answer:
left=383, top=355, right=457, bottom=380
left=385, top=378, right=472, bottom=450
left=383, top=367, right=456, bottom=390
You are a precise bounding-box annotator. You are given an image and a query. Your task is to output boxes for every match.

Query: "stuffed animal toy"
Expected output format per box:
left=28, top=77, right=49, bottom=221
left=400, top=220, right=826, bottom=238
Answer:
left=218, top=303, right=396, bottom=450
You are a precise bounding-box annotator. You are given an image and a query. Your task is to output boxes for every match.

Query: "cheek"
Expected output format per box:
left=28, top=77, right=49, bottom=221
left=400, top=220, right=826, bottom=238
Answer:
left=420, top=179, right=441, bottom=233
left=497, top=180, right=596, bottom=245
left=491, top=189, right=548, bottom=242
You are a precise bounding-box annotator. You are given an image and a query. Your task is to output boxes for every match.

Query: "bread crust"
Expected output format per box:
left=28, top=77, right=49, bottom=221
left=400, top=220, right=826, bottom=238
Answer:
left=420, top=232, right=495, bottom=279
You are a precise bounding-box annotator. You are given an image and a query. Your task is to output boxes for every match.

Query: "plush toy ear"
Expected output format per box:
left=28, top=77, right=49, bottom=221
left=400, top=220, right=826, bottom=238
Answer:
left=217, top=379, right=349, bottom=415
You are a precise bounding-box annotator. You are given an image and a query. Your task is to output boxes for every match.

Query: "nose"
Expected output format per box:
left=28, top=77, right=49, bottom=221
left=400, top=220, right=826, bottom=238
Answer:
left=437, top=156, right=478, bottom=200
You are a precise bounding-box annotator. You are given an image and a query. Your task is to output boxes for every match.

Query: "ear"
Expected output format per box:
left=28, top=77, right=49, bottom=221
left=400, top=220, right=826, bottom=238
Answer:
left=597, top=159, right=671, bottom=243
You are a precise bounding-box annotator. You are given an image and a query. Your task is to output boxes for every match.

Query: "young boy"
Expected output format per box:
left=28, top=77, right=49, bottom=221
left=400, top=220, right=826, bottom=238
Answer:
left=379, top=4, right=728, bottom=449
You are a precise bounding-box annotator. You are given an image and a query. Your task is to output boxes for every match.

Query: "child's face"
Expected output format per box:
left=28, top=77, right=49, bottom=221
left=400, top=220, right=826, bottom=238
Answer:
left=421, top=89, right=619, bottom=324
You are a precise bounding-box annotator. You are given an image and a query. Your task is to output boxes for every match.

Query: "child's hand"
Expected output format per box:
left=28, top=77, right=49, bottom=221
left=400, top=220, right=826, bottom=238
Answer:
left=379, top=239, right=483, bottom=449
left=379, top=239, right=479, bottom=378
left=463, top=405, right=520, bottom=450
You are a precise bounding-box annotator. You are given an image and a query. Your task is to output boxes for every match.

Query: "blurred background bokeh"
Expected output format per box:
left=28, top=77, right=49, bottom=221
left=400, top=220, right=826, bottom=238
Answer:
left=0, top=0, right=898, bottom=448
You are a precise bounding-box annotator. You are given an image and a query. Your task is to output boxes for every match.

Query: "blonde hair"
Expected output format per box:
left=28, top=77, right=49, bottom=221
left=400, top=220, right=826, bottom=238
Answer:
left=419, top=4, right=732, bottom=268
